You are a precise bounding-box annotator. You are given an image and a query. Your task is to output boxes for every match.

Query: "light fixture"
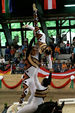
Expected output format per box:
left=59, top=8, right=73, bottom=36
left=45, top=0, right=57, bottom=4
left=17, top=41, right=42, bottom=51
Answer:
left=64, top=4, right=75, bottom=7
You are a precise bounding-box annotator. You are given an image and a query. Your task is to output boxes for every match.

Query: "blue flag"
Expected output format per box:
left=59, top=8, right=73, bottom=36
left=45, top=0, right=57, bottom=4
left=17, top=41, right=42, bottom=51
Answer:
left=9, top=0, right=13, bottom=13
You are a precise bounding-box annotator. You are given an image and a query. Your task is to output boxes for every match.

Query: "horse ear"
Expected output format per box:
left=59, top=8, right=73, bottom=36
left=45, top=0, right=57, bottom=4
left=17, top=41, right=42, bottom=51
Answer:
left=61, top=101, right=64, bottom=108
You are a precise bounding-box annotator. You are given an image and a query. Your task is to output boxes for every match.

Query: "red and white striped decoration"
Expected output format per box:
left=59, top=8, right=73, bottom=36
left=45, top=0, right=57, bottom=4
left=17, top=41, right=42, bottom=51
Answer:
left=38, top=67, right=75, bottom=79
left=44, top=0, right=56, bottom=10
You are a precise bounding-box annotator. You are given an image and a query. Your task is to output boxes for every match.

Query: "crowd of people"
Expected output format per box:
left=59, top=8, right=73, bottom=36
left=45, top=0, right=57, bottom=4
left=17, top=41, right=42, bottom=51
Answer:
left=0, top=36, right=75, bottom=73
left=49, top=35, right=75, bottom=60
left=0, top=22, right=75, bottom=74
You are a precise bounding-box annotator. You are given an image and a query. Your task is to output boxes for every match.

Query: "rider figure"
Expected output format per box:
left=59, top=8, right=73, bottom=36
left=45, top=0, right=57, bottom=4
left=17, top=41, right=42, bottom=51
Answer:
left=19, top=3, right=52, bottom=105
left=17, top=73, right=52, bottom=113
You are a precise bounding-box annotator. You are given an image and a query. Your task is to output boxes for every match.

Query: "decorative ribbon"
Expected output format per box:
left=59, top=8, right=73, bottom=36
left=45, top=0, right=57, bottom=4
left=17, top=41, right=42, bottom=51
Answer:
left=2, top=79, right=22, bottom=89
left=38, top=67, right=75, bottom=79
left=51, top=79, right=71, bottom=89
left=0, top=67, right=75, bottom=89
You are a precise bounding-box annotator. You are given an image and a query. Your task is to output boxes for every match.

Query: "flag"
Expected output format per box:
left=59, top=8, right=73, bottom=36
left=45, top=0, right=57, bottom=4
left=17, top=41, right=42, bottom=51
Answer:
left=1, top=0, right=13, bottom=13
left=0, top=68, right=11, bottom=75
left=0, top=0, right=2, bottom=13
left=5, top=0, right=9, bottom=13
left=9, top=0, right=13, bottom=13
left=2, top=0, right=5, bottom=13
left=44, top=0, right=56, bottom=10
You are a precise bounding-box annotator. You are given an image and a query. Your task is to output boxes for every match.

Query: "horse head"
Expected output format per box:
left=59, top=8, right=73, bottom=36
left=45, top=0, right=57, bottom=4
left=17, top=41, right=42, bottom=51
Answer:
left=50, top=101, right=64, bottom=113
left=33, top=101, right=64, bottom=113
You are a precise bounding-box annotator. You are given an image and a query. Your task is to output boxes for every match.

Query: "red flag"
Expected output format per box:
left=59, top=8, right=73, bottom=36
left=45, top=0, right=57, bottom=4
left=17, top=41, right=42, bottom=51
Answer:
left=44, top=0, right=56, bottom=10
left=2, top=0, right=5, bottom=13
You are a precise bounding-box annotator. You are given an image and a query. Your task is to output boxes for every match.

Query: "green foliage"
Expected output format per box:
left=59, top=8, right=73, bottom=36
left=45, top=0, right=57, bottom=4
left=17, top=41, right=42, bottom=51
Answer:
left=0, top=24, right=2, bottom=29
left=26, top=31, right=33, bottom=43
left=48, top=30, right=56, bottom=36
left=0, top=20, right=75, bottom=46
left=46, top=21, right=56, bottom=27
left=71, top=20, right=75, bottom=26
left=11, top=23, right=20, bottom=28
left=61, top=29, right=69, bottom=34
left=12, top=31, right=22, bottom=45
left=0, top=32, right=6, bottom=46
left=59, top=20, right=69, bottom=26
left=38, top=22, right=41, bottom=27
left=71, top=29, right=75, bottom=32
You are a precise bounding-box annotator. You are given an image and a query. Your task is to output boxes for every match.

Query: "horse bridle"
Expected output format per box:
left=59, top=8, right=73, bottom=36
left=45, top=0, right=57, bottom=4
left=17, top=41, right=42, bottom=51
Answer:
left=51, top=106, right=62, bottom=113
left=51, top=106, right=56, bottom=113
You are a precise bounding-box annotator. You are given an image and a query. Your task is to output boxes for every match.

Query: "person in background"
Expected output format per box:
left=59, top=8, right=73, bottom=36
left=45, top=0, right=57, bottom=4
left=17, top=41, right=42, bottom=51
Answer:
left=22, top=41, right=27, bottom=57
left=72, top=37, right=75, bottom=47
left=56, top=34, right=61, bottom=46
left=50, top=35, right=54, bottom=44
left=10, top=46, right=16, bottom=61
left=53, top=60, right=61, bottom=72
left=70, top=53, right=75, bottom=64
left=11, top=63, right=16, bottom=74
left=22, top=48, right=26, bottom=58
left=61, top=61, right=67, bottom=72
left=5, top=46, right=10, bottom=61
left=65, top=40, right=70, bottom=54
left=60, top=41, right=66, bottom=54
left=56, top=65, right=61, bottom=72
left=73, top=46, right=75, bottom=54
left=54, top=45, right=60, bottom=59
left=72, top=63, right=75, bottom=69
left=13, top=35, right=19, bottom=50
left=18, top=59, right=25, bottom=74
left=17, top=47, right=22, bottom=58
left=69, top=64, right=73, bottom=70
left=44, top=47, right=52, bottom=70
left=5, top=60, right=11, bottom=70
